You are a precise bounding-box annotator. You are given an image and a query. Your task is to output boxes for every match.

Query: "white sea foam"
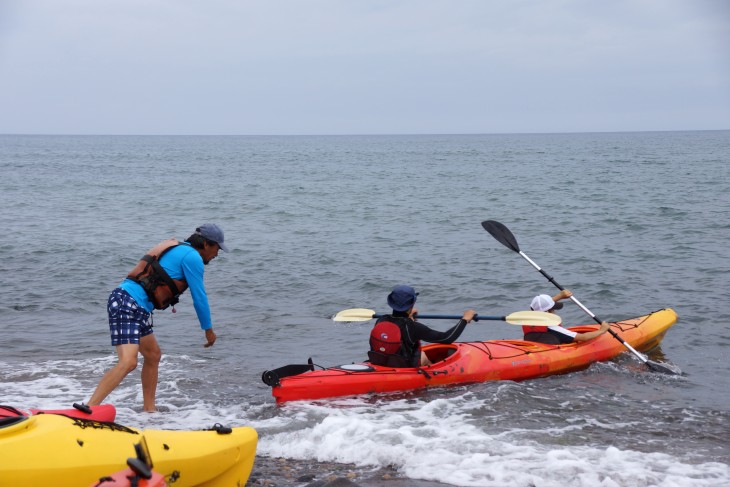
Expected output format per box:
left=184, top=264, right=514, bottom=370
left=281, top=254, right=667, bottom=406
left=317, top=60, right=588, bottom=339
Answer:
left=6, top=359, right=727, bottom=486
left=254, top=396, right=730, bottom=487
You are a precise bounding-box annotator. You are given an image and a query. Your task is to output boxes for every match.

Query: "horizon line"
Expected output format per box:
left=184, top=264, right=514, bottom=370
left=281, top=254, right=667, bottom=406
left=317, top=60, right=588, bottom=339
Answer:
left=1, top=128, right=728, bottom=137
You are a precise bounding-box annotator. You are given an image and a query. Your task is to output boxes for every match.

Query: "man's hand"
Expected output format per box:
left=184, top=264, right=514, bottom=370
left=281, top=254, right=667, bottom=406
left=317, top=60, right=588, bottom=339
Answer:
left=204, top=328, right=217, bottom=348
left=462, top=309, right=477, bottom=323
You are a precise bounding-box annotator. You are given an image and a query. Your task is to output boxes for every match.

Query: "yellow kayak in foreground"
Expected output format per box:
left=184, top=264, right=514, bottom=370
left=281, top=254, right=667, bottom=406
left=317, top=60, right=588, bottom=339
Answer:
left=0, top=413, right=257, bottom=487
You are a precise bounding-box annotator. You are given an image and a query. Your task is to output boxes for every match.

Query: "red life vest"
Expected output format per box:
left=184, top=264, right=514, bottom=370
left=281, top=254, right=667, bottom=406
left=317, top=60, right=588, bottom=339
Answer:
left=370, top=321, right=403, bottom=355
left=522, top=324, right=549, bottom=334
left=523, top=318, right=566, bottom=335
left=126, top=239, right=188, bottom=310
left=369, top=316, right=422, bottom=367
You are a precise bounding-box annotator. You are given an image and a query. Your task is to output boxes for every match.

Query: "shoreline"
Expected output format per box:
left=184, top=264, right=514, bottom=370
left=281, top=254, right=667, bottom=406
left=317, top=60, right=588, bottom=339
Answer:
left=249, top=456, right=450, bottom=487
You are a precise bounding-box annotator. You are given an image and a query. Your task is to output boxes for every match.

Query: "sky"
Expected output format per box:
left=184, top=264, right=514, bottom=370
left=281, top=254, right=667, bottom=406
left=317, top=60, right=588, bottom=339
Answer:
left=0, top=0, right=728, bottom=135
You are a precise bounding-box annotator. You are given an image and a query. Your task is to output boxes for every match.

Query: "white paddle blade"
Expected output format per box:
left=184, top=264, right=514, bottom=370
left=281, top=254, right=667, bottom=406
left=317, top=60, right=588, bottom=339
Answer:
left=332, top=308, right=377, bottom=322
left=504, top=310, right=562, bottom=327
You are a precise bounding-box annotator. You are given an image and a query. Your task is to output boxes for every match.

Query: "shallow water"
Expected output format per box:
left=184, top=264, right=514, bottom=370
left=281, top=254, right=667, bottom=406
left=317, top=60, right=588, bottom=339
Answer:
left=1, top=131, right=729, bottom=486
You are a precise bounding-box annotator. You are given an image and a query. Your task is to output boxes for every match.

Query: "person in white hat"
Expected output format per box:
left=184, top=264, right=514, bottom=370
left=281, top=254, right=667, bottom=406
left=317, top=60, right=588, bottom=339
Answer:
left=523, top=289, right=610, bottom=344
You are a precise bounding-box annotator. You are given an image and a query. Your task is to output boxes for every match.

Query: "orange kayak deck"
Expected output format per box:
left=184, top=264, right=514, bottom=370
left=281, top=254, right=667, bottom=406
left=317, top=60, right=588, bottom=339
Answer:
left=270, top=308, right=677, bottom=403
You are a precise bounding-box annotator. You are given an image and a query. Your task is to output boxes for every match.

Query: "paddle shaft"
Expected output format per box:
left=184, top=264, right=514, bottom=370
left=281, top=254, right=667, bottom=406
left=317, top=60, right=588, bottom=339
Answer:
left=374, top=314, right=504, bottom=322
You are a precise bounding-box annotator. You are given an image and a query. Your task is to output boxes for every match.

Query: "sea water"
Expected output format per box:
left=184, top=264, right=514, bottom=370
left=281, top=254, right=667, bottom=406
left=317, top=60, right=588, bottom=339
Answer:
left=1, top=131, right=729, bottom=486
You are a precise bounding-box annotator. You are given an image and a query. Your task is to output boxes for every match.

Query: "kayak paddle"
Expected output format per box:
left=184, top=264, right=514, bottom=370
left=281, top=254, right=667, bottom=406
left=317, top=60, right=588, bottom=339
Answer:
left=332, top=308, right=562, bottom=327
left=481, top=219, right=681, bottom=375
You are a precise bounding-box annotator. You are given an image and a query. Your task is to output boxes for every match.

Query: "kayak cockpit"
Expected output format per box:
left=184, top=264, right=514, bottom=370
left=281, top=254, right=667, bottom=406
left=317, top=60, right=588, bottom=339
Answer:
left=422, top=343, right=459, bottom=365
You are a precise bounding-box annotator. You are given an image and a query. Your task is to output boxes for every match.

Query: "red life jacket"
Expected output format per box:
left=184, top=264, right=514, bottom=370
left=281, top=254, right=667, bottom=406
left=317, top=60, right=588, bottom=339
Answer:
left=368, top=317, right=422, bottom=368
left=370, top=321, right=403, bottom=355
left=126, top=239, right=188, bottom=310
left=523, top=318, right=566, bottom=335
left=522, top=324, right=549, bottom=334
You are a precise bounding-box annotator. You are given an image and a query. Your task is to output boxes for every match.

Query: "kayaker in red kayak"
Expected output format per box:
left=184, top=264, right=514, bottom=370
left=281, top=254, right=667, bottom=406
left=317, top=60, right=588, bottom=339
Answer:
left=369, top=285, right=477, bottom=367
left=523, top=290, right=610, bottom=344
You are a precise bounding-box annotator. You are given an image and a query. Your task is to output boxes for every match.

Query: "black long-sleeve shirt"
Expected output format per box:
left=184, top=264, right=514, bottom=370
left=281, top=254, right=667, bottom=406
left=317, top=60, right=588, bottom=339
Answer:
left=374, top=312, right=468, bottom=367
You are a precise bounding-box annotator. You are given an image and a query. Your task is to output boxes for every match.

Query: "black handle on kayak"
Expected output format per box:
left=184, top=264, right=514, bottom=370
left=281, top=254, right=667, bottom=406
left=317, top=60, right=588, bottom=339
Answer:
left=73, top=403, right=93, bottom=414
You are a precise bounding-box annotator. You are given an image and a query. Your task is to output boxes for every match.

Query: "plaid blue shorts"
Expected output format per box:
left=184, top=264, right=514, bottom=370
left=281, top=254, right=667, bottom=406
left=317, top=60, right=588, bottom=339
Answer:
left=107, top=288, right=153, bottom=346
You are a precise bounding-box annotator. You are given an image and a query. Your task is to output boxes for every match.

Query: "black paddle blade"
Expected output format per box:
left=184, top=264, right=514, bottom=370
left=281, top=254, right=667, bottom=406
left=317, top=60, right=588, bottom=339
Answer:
left=646, top=360, right=682, bottom=375
left=481, top=220, right=520, bottom=252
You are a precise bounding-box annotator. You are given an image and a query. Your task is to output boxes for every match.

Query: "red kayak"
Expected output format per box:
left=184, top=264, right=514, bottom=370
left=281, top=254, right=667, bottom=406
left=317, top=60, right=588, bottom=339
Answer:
left=264, top=308, right=677, bottom=404
left=0, top=403, right=116, bottom=422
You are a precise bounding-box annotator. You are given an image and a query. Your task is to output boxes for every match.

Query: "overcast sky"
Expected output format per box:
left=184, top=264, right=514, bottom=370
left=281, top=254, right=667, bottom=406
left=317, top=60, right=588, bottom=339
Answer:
left=1, top=0, right=728, bottom=135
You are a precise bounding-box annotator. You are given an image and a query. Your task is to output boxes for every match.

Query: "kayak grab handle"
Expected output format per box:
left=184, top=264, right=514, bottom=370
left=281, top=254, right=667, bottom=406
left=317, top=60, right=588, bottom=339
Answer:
left=262, top=361, right=316, bottom=387
left=73, top=403, right=93, bottom=414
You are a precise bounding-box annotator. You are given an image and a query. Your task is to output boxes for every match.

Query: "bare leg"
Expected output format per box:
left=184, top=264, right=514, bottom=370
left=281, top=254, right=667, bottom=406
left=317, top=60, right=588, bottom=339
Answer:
left=87, top=344, right=140, bottom=406
left=139, top=334, right=162, bottom=412
left=420, top=351, right=432, bottom=366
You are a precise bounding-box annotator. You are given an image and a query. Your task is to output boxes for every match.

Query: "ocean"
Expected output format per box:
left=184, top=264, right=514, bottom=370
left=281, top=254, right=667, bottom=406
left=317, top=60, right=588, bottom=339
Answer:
left=1, top=131, right=729, bottom=486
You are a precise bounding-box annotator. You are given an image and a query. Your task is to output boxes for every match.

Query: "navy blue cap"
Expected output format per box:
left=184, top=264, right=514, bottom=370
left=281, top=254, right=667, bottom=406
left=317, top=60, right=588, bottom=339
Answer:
left=195, top=223, right=229, bottom=252
left=387, top=285, right=419, bottom=312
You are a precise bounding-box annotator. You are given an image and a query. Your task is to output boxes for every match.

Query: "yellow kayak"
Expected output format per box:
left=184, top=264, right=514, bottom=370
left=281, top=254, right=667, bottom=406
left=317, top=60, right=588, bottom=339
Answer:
left=0, top=414, right=257, bottom=487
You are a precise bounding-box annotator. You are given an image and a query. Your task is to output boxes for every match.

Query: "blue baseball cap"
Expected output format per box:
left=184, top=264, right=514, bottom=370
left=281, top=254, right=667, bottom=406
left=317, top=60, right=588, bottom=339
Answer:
left=195, top=223, right=229, bottom=252
left=387, top=285, right=419, bottom=312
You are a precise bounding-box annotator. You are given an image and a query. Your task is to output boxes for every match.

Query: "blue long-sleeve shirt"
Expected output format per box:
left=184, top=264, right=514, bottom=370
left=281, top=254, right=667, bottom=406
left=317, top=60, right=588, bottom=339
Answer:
left=119, top=242, right=213, bottom=330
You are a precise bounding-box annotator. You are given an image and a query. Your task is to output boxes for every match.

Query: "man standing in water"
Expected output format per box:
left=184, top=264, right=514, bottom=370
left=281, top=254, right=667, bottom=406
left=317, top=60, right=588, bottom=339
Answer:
left=87, top=224, right=228, bottom=412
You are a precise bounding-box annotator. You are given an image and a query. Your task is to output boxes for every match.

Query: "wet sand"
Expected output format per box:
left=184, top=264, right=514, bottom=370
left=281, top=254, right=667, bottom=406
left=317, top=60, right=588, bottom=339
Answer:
left=249, top=456, right=451, bottom=487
